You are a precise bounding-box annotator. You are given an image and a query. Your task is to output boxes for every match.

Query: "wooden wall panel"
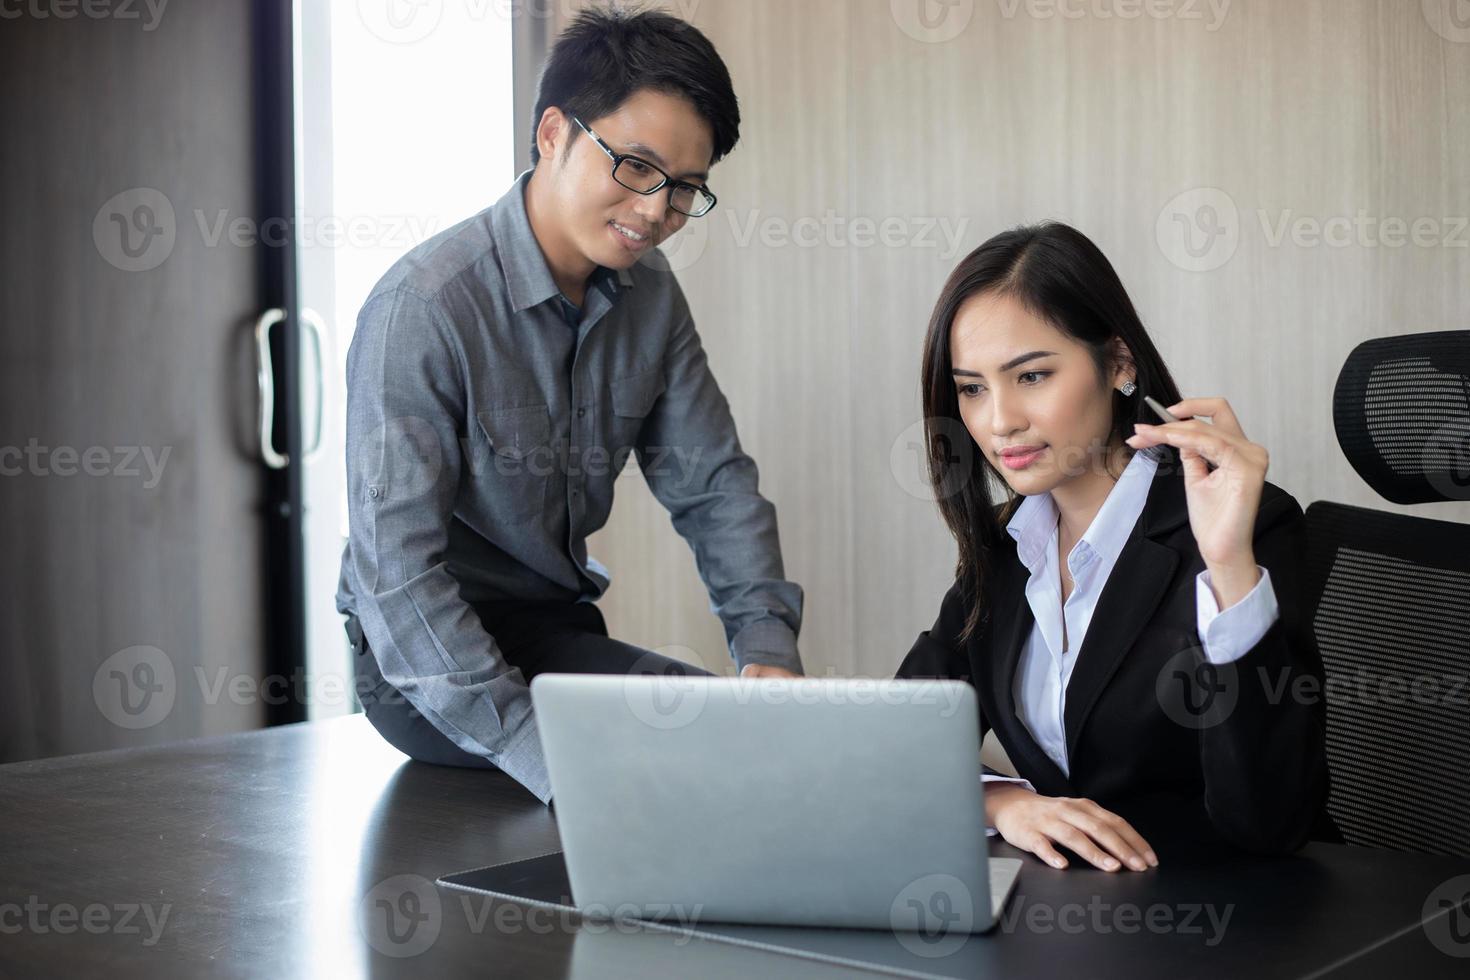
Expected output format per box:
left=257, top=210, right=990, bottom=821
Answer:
left=578, top=0, right=1469, bottom=682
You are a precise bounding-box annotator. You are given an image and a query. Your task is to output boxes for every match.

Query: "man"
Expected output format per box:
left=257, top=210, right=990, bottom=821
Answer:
left=337, top=7, right=804, bottom=804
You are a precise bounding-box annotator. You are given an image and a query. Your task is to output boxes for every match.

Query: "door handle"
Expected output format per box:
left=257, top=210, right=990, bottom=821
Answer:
left=254, top=307, right=288, bottom=469
left=254, top=307, right=330, bottom=469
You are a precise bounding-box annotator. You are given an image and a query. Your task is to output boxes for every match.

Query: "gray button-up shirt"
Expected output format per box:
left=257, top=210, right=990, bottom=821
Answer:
left=336, top=170, right=804, bottom=802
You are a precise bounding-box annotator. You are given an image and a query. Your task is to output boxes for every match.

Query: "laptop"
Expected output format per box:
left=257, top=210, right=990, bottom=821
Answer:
left=529, top=673, right=1022, bottom=936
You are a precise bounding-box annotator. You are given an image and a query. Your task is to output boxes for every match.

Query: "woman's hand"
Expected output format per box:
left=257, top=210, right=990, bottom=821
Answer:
left=987, top=783, right=1158, bottom=872
left=1126, top=396, right=1267, bottom=607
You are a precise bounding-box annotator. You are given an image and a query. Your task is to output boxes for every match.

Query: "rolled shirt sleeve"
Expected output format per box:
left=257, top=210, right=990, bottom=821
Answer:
left=1194, top=566, right=1280, bottom=666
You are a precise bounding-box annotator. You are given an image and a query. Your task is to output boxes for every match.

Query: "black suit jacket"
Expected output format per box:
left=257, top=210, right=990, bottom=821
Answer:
left=897, top=449, right=1339, bottom=854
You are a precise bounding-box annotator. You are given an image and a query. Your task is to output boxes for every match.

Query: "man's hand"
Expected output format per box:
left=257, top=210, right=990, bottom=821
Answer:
left=739, top=664, right=801, bottom=679
left=987, top=784, right=1158, bottom=872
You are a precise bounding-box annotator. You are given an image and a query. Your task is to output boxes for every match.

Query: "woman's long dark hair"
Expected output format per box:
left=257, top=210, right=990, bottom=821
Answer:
left=921, top=222, right=1183, bottom=641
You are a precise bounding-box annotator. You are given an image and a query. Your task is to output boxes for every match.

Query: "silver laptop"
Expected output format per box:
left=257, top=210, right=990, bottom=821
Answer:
left=530, top=673, right=1022, bottom=935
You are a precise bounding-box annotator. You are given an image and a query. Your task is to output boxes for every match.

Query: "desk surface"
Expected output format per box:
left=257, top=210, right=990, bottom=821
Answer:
left=1, top=716, right=1467, bottom=978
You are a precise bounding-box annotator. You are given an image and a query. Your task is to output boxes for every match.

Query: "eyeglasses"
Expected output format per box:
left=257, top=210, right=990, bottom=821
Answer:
left=572, top=116, right=717, bottom=218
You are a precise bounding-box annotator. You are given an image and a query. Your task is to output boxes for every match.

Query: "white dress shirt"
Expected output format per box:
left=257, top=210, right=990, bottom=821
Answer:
left=982, top=448, right=1280, bottom=824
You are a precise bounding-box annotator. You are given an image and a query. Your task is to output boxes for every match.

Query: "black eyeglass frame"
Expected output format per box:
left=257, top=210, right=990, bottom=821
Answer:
left=571, top=115, right=718, bottom=218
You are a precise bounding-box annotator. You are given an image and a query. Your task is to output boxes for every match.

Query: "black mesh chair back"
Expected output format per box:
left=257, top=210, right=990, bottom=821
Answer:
left=1303, top=329, right=1470, bottom=856
left=1302, top=502, right=1470, bottom=856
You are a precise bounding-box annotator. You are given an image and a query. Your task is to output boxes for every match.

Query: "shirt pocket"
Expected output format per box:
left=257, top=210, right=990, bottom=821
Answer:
left=609, top=365, right=667, bottom=455
left=474, top=405, right=552, bottom=522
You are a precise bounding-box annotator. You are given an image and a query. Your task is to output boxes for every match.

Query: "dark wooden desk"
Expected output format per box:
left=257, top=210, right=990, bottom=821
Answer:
left=2, top=716, right=1467, bottom=978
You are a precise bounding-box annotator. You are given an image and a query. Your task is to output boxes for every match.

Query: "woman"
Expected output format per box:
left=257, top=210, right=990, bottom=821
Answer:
left=898, top=222, right=1336, bottom=871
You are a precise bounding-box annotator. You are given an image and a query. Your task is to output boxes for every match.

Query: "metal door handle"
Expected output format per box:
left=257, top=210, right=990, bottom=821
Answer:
left=254, top=308, right=287, bottom=469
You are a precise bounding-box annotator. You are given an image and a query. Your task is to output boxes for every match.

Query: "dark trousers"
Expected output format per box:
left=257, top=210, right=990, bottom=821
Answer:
left=345, top=599, right=712, bottom=769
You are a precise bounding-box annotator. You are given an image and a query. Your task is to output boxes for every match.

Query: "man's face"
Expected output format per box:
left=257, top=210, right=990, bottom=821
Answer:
left=543, top=88, right=714, bottom=271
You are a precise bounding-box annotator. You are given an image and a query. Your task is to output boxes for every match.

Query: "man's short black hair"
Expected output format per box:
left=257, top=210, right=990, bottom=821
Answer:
left=529, top=5, right=740, bottom=167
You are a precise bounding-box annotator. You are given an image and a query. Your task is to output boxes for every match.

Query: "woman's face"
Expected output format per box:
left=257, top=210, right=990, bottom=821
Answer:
left=949, top=290, right=1130, bottom=497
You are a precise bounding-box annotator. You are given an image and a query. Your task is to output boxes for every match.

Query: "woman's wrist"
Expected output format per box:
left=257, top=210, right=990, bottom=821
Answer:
left=984, top=781, right=1033, bottom=826
left=1203, top=554, right=1260, bottom=610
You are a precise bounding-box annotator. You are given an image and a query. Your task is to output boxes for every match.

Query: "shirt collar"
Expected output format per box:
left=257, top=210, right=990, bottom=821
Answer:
left=490, top=168, right=635, bottom=315
left=1005, top=447, right=1162, bottom=574
left=555, top=265, right=622, bottom=327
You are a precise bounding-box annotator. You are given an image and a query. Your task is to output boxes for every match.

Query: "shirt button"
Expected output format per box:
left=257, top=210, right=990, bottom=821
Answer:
left=367, top=487, right=380, bottom=499
left=576, top=407, right=586, bottom=419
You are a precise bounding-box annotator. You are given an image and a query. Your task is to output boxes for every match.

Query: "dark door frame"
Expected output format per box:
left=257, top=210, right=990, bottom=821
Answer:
left=255, top=0, right=306, bottom=725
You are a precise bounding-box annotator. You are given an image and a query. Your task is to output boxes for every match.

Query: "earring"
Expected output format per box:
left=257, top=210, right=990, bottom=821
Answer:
left=1119, top=381, right=1137, bottom=396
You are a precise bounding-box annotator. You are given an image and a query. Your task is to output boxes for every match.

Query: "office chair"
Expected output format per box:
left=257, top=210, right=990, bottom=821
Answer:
left=1302, top=330, right=1470, bottom=857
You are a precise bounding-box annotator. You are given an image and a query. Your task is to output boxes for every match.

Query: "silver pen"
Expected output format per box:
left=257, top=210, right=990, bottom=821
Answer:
left=1143, top=394, right=1182, bottom=424
left=1141, top=394, right=1217, bottom=471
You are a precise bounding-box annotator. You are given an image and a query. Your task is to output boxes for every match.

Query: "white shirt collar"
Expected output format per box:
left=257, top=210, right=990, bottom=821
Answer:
left=1005, top=448, right=1161, bottom=575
